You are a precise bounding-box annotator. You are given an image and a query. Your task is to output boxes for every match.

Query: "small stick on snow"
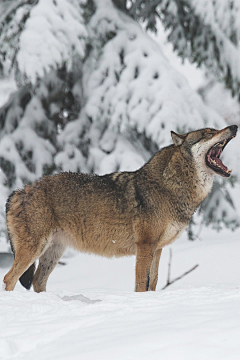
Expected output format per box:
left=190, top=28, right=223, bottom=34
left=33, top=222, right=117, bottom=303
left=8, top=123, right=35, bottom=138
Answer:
left=162, top=248, right=199, bottom=290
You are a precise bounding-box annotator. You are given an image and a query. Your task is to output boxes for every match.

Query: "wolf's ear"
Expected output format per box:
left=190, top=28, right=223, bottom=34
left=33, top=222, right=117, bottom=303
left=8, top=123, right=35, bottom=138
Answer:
left=171, top=131, right=185, bottom=146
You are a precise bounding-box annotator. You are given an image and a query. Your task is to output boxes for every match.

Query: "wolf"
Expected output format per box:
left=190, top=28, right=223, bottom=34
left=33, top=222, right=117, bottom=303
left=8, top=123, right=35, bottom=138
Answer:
left=3, top=125, right=238, bottom=292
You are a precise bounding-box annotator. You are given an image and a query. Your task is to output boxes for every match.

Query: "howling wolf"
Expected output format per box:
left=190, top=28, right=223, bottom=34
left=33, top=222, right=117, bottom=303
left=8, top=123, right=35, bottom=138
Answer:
left=3, top=125, right=238, bottom=292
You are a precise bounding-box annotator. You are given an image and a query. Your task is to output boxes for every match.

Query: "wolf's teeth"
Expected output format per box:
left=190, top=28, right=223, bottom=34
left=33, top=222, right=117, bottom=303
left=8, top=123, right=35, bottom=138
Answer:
left=218, top=140, right=226, bottom=147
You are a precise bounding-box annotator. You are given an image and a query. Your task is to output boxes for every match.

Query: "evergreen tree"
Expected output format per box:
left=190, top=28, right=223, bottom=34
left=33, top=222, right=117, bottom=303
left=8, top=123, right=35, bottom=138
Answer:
left=0, top=0, right=239, bottom=246
left=126, top=0, right=240, bottom=98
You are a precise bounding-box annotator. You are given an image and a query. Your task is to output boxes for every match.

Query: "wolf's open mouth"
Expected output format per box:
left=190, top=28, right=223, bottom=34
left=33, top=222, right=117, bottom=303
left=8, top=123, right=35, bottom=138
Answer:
left=206, top=136, right=235, bottom=177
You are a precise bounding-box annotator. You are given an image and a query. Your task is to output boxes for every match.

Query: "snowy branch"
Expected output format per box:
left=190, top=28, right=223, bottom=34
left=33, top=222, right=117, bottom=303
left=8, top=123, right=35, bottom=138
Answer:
left=127, top=0, right=240, bottom=96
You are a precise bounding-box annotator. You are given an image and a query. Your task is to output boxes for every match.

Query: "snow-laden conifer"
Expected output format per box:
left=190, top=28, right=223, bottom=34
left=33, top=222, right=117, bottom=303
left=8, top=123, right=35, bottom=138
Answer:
left=127, top=0, right=240, bottom=97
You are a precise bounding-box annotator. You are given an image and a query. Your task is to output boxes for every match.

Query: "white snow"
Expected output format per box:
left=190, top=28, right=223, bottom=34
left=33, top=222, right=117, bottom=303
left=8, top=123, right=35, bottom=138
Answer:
left=1, top=218, right=240, bottom=359
left=17, top=0, right=87, bottom=82
left=199, top=79, right=240, bottom=126
left=0, top=76, right=17, bottom=108
left=151, top=20, right=205, bottom=91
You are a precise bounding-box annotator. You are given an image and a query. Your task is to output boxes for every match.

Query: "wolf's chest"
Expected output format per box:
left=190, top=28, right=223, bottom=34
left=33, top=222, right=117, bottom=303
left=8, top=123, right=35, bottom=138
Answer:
left=157, top=221, right=187, bottom=248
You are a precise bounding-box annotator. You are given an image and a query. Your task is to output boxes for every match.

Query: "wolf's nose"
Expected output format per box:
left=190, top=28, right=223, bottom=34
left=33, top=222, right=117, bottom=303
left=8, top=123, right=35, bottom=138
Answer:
left=229, top=125, right=238, bottom=132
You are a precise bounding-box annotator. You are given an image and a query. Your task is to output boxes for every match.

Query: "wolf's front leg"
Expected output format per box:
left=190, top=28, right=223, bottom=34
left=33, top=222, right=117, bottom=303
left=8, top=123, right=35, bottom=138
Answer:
left=148, top=248, right=162, bottom=291
left=135, top=243, right=156, bottom=292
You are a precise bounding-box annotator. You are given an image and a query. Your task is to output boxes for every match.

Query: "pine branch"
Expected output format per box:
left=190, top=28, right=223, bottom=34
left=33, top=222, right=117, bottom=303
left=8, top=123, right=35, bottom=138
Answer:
left=127, top=0, right=240, bottom=97
left=162, top=249, right=199, bottom=290
left=111, top=0, right=127, bottom=12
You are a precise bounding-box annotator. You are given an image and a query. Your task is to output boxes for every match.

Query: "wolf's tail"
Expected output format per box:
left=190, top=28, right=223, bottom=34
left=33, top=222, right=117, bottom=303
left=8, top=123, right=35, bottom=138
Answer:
left=6, top=190, right=36, bottom=290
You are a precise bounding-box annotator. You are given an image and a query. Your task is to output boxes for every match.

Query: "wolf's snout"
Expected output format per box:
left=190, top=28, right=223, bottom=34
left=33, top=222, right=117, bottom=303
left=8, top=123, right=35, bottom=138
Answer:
left=229, top=125, right=238, bottom=134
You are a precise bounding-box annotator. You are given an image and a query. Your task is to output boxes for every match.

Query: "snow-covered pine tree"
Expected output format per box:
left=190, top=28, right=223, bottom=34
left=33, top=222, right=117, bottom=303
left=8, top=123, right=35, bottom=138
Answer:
left=199, top=78, right=240, bottom=126
left=127, top=0, right=240, bottom=99
left=0, top=0, right=87, bottom=245
left=0, top=0, right=239, bottom=248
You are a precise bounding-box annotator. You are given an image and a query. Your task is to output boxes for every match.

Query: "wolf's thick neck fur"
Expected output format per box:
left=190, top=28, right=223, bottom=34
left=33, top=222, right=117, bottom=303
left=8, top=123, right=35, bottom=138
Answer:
left=138, top=144, right=212, bottom=223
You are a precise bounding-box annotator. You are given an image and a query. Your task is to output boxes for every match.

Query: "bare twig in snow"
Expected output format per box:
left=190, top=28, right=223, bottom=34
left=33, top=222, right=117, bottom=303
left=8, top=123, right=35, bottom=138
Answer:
left=162, top=248, right=199, bottom=290
left=58, top=261, right=66, bottom=266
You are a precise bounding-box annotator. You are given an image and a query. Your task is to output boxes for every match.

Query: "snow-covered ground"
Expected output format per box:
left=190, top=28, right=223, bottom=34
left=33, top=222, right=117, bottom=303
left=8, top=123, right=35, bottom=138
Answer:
left=1, top=184, right=240, bottom=360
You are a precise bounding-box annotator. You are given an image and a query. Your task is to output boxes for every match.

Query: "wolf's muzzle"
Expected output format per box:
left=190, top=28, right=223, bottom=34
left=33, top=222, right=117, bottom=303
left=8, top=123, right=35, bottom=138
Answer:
left=229, top=125, right=238, bottom=135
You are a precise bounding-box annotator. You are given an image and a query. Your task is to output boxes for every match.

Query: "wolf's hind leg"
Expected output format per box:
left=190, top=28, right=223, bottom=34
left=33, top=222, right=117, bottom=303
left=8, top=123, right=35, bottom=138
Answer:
left=148, top=249, right=162, bottom=291
left=33, top=242, right=66, bottom=293
left=3, top=239, right=46, bottom=291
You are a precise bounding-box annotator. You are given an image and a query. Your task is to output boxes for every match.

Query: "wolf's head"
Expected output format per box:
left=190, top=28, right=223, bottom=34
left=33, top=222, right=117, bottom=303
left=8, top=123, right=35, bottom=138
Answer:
left=171, top=125, right=238, bottom=178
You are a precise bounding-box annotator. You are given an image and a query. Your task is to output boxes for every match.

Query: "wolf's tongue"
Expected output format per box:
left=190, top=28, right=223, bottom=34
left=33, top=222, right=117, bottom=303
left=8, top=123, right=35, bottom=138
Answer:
left=211, top=157, right=228, bottom=171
